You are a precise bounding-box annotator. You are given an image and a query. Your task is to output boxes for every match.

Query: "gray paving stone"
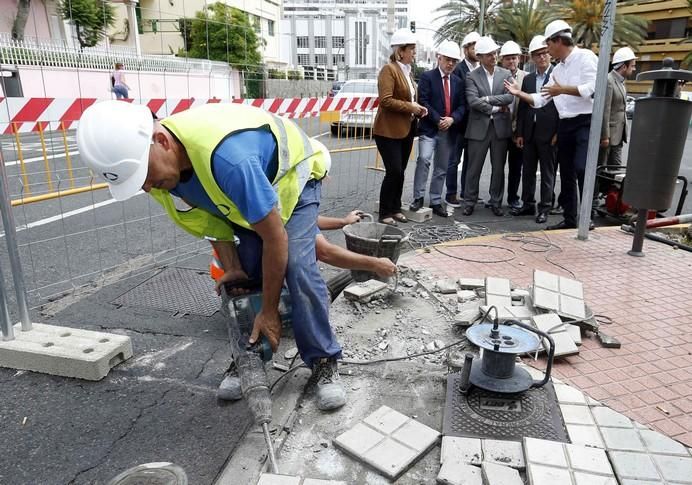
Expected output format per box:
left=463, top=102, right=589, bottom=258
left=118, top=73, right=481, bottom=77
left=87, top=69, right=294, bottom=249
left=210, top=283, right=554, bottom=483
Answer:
left=507, top=306, right=536, bottom=320
left=526, top=463, right=572, bottom=484
left=601, top=427, right=645, bottom=452
left=392, top=418, right=440, bottom=453
left=485, top=295, right=513, bottom=308
left=591, top=406, right=633, bottom=428
left=257, top=474, right=302, bottom=485
left=555, top=383, right=587, bottom=405
left=524, top=437, right=567, bottom=468
left=457, top=290, right=477, bottom=302
left=651, top=454, right=692, bottom=483
left=566, top=324, right=582, bottom=345
left=302, top=480, right=348, bottom=485
left=485, top=277, right=511, bottom=296
left=458, top=278, right=485, bottom=289
left=619, top=480, right=666, bottom=485
left=565, top=443, right=613, bottom=475
left=482, top=439, right=525, bottom=469
left=441, top=436, right=482, bottom=465
left=334, top=422, right=385, bottom=455
left=532, top=286, right=559, bottom=312
left=572, top=472, right=618, bottom=485
left=363, top=405, right=409, bottom=434
left=561, top=404, right=596, bottom=425
left=566, top=424, right=605, bottom=449
left=534, top=270, right=560, bottom=291
left=481, top=461, right=522, bottom=485
left=366, top=438, right=418, bottom=479
left=559, top=276, right=584, bottom=299
left=639, top=429, right=691, bottom=456
left=437, top=462, right=482, bottom=485
left=559, top=294, right=587, bottom=319
left=436, top=279, right=459, bottom=294
left=609, top=451, right=661, bottom=480
left=344, top=280, right=388, bottom=302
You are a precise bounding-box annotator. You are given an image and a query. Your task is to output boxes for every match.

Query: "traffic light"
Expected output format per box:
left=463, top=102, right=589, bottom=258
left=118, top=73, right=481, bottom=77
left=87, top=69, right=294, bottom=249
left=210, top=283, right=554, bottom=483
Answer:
left=410, top=21, right=416, bottom=33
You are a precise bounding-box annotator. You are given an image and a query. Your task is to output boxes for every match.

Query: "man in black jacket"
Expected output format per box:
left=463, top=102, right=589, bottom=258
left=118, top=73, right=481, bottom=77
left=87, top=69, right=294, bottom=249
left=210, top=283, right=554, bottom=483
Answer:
left=513, top=35, right=559, bottom=223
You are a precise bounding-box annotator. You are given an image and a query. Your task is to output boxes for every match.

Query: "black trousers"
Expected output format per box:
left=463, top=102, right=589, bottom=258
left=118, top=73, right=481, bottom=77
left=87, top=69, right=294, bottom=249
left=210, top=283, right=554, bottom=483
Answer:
left=521, top=133, right=556, bottom=213
left=556, top=114, right=591, bottom=225
left=507, top=141, right=523, bottom=205
left=375, top=122, right=416, bottom=217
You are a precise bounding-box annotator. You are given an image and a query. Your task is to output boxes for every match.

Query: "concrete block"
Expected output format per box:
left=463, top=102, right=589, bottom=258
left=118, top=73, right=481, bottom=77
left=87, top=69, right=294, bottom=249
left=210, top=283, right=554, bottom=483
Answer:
left=441, top=436, right=482, bottom=465
left=651, top=454, right=692, bottom=482
left=559, top=294, right=587, bottom=319
left=479, top=305, right=514, bottom=322
left=639, top=429, right=691, bottom=455
left=481, top=439, right=525, bottom=469
left=554, top=383, right=587, bottom=405
left=566, top=424, right=605, bottom=449
left=454, top=306, right=482, bottom=327
left=481, top=461, right=522, bottom=485
left=457, top=290, right=477, bottom=302
left=547, top=332, right=580, bottom=357
left=485, top=294, right=512, bottom=308
left=609, top=451, right=660, bottom=481
left=507, top=306, right=535, bottom=320
left=566, top=324, right=582, bottom=345
left=510, top=289, right=531, bottom=304
left=437, top=462, right=482, bottom=485
left=485, top=277, right=511, bottom=296
left=601, top=428, right=646, bottom=452
left=565, top=443, right=613, bottom=475
left=257, top=474, right=301, bottom=485
left=532, top=287, right=559, bottom=312
left=0, top=322, right=132, bottom=381
left=572, top=472, right=617, bottom=485
left=559, top=276, right=584, bottom=299
left=523, top=437, right=567, bottom=467
left=534, top=270, right=559, bottom=291
left=401, top=207, right=432, bottom=222
left=435, top=279, right=459, bottom=294
left=301, top=480, right=348, bottom=485
left=526, top=463, right=572, bottom=484
left=618, top=480, right=665, bottom=485
left=560, top=404, right=595, bottom=425
left=333, top=405, right=439, bottom=480
left=343, top=279, right=388, bottom=302
left=458, top=278, right=485, bottom=289
left=591, top=406, right=633, bottom=429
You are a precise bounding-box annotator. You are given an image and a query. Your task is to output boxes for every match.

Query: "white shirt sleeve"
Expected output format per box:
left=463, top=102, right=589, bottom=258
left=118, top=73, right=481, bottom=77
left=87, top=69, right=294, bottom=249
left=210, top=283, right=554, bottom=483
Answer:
left=577, top=52, right=597, bottom=98
left=531, top=92, right=548, bottom=108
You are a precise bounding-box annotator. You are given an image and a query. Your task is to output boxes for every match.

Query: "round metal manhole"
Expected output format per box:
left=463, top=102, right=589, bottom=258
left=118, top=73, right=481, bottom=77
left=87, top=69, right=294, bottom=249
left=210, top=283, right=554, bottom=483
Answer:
left=106, top=462, right=188, bottom=485
left=459, top=388, right=547, bottom=429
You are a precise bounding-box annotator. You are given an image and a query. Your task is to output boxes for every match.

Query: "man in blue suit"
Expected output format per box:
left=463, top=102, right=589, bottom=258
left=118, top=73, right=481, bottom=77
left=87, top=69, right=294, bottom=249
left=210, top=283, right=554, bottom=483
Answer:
left=410, top=40, right=467, bottom=217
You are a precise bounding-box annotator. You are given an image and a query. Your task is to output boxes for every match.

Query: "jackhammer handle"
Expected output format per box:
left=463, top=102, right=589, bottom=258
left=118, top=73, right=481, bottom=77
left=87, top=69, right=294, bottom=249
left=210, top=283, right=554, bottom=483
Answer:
left=506, top=319, right=555, bottom=389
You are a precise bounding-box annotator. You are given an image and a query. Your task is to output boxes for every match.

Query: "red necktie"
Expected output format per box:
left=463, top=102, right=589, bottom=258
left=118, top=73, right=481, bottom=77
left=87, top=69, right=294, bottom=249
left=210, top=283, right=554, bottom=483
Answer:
left=443, top=75, right=451, bottom=117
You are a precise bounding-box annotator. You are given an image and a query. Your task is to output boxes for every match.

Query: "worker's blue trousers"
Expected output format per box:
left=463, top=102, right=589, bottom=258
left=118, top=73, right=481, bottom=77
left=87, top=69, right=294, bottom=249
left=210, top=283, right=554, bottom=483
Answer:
left=234, top=179, right=342, bottom=368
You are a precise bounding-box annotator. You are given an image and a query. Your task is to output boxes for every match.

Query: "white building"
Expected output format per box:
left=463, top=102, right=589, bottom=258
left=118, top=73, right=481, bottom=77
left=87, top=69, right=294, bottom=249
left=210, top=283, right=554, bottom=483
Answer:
left=281, top=0, right=409, bottom=80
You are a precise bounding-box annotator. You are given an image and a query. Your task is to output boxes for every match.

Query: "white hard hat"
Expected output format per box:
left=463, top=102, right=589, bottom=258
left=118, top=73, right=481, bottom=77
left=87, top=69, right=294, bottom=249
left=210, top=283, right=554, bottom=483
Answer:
left=544, top=20, right=572, bottom=40
left=461, top=31, right=481, bottom=47
left=77, top=100, right=153, bottom=201
left=474, top=36, right=500, bottom=55
left=528, top=35, right=547, bottom=54
left=500, top=40, right=522, bottom=57
left=612, top=46, right=637, bottom=64
left=390, top=27, right=417, bottom=47
left=437, top=40, right=462, bottom=60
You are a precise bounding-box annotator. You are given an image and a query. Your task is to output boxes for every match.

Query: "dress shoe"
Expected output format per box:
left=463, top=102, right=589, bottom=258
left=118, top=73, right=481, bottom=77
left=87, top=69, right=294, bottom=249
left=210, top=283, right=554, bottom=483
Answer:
left=409, top=198, right=424, bottom=212
left=535, top=212, right=548, bottom=224
left=445, top=195, right=462, bottom=208
left=462, top=206, right=474, bottom=216
left=392, top=213, right=408, bottom=223
left=491, top=206, right=504, bottom=217
left=508, top=199, right=522, bottom=210
left=430, top=204, right=449, bottom=217
left=547, top=220, right=576, bottom=230
left=549, top=206, right=564, bottom=215
left=510, top=205, right=536, bottom=216
left=484, top=201, right=492, bottom=209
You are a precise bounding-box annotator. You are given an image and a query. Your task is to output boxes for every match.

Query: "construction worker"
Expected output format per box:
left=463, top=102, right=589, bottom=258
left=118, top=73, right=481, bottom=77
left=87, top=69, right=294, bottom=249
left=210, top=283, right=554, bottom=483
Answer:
left=77, top=100, right=347, bottom=411
left=504, top=20, right=598, bottom=230
left=499, top=40, right=527, bottom=211
left=210, top=211, right=398, bottom=282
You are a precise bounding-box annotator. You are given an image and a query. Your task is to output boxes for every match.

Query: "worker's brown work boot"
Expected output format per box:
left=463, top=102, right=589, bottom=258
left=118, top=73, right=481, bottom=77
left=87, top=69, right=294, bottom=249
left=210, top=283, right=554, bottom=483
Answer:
left=311, top=358, right=346, bottom=411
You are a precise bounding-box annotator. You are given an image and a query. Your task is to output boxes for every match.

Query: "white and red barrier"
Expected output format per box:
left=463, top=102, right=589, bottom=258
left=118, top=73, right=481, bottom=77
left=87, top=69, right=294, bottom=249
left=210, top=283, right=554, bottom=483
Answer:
left=0, top=96, right=380, bottom=135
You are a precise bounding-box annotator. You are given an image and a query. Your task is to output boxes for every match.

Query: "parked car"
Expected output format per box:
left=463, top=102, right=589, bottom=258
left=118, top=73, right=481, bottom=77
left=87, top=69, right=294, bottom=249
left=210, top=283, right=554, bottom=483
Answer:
left=626, top=95, right=635, bottom=119
left=330, top=79, right=378, bottom=136
left=328, top=81, right=345, bottom=98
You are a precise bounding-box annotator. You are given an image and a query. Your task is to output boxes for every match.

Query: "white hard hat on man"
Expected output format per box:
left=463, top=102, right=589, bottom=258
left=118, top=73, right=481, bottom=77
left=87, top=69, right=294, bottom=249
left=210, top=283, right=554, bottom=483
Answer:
left=528, top=35, right=547, bottom=54
left=499, top=40, right=522, bottom=57
left=544, top=20, right=572, bottom=40
left=77, top=100, right=153, bottom=201
left=613, top=46, right=637, bottom=64
left=474, top=36, right=500, bottom=55
left=461, top=31, right=480, bottom=48
left=437, top=40, right=462, bottom=60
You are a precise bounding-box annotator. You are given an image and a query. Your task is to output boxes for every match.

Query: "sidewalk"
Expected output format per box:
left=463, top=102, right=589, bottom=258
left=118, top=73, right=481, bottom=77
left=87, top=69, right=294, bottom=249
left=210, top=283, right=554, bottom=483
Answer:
left=402, top=226, right=692, bottom=448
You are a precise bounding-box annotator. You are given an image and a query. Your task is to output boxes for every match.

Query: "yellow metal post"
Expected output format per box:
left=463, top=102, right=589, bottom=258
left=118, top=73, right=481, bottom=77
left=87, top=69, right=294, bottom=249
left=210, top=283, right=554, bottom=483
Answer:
left=37, top=122, right=54, bottom=192
left=60, top=121, right=75, bottom=189
left=12, top=123, right=31, bottom=195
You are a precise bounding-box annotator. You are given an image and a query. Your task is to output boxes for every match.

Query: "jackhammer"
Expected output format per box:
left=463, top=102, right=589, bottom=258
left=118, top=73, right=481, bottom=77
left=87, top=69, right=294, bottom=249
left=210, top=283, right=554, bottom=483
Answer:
left=219, top=271, right=352, bottom=474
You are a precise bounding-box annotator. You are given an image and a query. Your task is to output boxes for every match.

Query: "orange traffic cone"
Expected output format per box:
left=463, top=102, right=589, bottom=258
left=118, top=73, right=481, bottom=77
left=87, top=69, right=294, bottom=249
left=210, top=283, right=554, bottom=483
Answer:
left=210, top=248, right=225, bottom=281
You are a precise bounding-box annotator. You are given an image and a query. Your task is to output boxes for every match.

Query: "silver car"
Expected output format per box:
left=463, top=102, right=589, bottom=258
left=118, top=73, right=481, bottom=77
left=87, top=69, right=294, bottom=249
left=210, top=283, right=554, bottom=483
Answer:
left=626, top=96, right=635, bottom=119
left=329, top=79, right=379, bottom=136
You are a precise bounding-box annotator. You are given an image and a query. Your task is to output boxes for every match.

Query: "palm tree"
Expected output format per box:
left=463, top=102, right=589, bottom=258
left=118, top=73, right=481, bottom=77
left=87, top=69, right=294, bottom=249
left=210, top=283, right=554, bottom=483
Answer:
left=552, top=0, right=648, bottom=48
left=434, top=0, right=502, bottom=44
left=494, top=0, right=551, bottom=48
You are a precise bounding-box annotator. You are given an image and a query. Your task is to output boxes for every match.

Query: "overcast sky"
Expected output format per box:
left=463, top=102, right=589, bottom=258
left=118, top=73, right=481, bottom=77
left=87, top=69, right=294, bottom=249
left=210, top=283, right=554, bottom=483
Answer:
left=409, top=0, right=450, bottom=46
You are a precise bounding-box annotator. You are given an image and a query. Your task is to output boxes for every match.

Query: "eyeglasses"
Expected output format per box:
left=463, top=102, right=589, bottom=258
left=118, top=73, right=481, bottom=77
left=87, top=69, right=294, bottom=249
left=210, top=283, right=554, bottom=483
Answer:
left=532, top=51, right=550, bottom=58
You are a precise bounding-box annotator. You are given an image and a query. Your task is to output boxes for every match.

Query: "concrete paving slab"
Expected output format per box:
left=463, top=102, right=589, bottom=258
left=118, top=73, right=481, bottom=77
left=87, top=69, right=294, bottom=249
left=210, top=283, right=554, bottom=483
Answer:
left=565, top=442, right=613, bottom=475
left=561, top=404, right=596, bottom=425
left=650, top=455, right=692, bottom=483
left=524, top=437, right=567, bottom=468
left=565, top=324, right=582, bottom=345
left=257, top=474, right=302, bottom=485
left=525, top=438, right=616, bottom=485
left=572, top=472, right=617, bottom=484
left=591, top=406, right=633, bottom=429
left=558, top=276, right=584, bottom=299
left=440, top=436, right=482, bottom=465
left=554, top=384, right=587, bottom=405
left=601, top=428, right=647, bottom=452
left=533, top=270, right=560, bottom=291
left=481, top=439, right=525, bottom=469
left=484, top=294, right=513, bottom=308
left=401, top=207, right=432, bottom=222
left=436, top=279, right=459, bottom=294
left=639, top=430, right=692, bottom=456
left=458, top=278, right=485, bottom=289
left=566, top=424, right=605, bottom=449
left=527, top=463, right=572, bottom=484
left=437, top=462, right=482, bottom=485
left=532, top=287, right=559, bottom=312
left=457, top=290, right=477, bottom=302
left=485, top=277, right=511, bottom=296
left=609, top=451, right=661, bottom=481
left=344, top=280, right=388, bottom=302
left=559, top=294, right=587, bottom=319
left=481, top=461, right=522, bottom=485
left=0, top=322, right=133, bottom=381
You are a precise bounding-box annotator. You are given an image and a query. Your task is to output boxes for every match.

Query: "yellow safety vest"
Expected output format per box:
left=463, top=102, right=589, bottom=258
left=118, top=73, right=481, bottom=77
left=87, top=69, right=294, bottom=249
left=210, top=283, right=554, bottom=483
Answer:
left=149, top=104, right=329, bottom=240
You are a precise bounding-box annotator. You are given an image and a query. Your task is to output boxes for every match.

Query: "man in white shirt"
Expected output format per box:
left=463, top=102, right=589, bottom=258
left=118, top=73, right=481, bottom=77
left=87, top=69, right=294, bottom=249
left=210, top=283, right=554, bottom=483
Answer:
left=504, top=20, right=597, bottom=230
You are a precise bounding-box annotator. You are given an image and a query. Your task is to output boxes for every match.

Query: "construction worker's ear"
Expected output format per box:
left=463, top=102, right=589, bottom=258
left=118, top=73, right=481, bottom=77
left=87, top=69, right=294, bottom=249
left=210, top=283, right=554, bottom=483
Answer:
left=152, top=130, right=169, bottom=151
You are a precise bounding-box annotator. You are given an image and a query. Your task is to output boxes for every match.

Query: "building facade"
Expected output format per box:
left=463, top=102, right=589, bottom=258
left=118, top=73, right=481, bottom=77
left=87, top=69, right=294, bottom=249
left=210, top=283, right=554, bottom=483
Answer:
left=281, top=0, right=409, bottom=80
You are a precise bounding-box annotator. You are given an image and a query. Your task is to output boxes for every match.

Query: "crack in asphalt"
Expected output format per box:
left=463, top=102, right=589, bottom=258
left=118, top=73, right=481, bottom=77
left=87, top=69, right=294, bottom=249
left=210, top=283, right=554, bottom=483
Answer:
left=195, top=346, right=227, bottom=380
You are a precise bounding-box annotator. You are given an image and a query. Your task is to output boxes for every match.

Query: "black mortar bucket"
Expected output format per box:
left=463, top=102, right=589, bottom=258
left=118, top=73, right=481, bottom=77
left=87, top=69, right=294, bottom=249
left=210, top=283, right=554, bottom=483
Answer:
left=342, top=214, right=408, bottom=282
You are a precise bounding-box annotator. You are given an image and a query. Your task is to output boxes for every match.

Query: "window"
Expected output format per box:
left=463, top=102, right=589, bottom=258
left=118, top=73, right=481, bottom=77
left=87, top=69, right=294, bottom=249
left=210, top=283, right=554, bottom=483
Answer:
left=649, top=18, right=687, bottom=39
left=297, top=36, right=309, bottom=48
left=315, top=54, right=327, bottom=65
left=355, top=21, right=367, bottom=65
left=252, top=15, right=261, bottom=33
left=267, top=19, right=275, bottom=37
left=315, top=36, right=326, bottom=48
left=298, top=54, right=310, bottom=65
left=332, top=54, right=345, bottom=65
left=332, top=36, right=344, bottom=49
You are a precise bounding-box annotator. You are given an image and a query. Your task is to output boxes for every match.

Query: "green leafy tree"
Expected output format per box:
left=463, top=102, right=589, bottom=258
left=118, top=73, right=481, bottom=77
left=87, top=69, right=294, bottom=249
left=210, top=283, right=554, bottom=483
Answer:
left=58, top=0, right=115, bottom=49
left=494, top=0, right=551, bottom=48
left=552, top=0, right=648, bottom=48
left=434, top=0, right=502, bottom=44
left=185, top=3, right=262, bottom=70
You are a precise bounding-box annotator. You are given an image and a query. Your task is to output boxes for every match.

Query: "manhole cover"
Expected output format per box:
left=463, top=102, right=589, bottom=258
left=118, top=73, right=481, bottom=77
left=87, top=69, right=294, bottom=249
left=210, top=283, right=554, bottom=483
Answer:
left=443, top=373, right=569, bottom=442
left=112, top=267, right=219, bottom=317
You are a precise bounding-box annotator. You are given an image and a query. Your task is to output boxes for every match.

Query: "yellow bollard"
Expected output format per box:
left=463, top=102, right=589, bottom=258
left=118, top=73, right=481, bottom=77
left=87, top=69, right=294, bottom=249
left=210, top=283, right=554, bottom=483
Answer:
left=12, top=123, right=31, bottom=195
left=60, top=121, right=75, bottom=189
left=37, top=122, right=54, bottom=192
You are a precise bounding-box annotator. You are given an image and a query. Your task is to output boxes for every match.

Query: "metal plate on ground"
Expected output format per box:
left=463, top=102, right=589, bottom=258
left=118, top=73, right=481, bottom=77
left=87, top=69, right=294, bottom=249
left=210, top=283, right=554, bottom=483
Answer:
left=112, top=267, right=219, bottom=317
left=443, top=373, right=569, bottom=443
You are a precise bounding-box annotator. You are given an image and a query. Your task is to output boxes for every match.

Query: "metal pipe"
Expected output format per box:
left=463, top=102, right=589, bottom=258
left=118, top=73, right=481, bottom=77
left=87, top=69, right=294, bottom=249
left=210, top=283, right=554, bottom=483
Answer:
left=0, top=149, right=32, bottom=330
left=644, top=213, right=692, bottom=229
left=11, top=183, right=109, bottom=206
left=628, top=208, right=647, bottom=257
left=0, top=262, right=15, bottom=340
left=577, top=0, right=617, bottom=240
left=262, top=422, right=279, bottom=474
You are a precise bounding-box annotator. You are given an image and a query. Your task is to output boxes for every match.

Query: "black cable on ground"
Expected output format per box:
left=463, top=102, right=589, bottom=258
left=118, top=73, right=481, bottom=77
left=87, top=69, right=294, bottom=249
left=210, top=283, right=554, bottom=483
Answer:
left=432, top=244, right=517, bottom=263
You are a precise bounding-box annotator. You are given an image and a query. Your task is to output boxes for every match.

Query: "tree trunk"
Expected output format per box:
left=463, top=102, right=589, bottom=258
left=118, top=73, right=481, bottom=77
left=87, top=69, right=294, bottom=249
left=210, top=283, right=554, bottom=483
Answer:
left=12, top=0, right=32, bottom=41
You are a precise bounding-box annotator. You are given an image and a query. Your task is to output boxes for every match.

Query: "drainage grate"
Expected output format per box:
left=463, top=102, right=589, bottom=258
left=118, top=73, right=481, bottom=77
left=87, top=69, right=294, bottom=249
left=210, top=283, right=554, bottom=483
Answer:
left=112, top=267, right=220, bottom=317
left=443, top=373, right=569, bottom=443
